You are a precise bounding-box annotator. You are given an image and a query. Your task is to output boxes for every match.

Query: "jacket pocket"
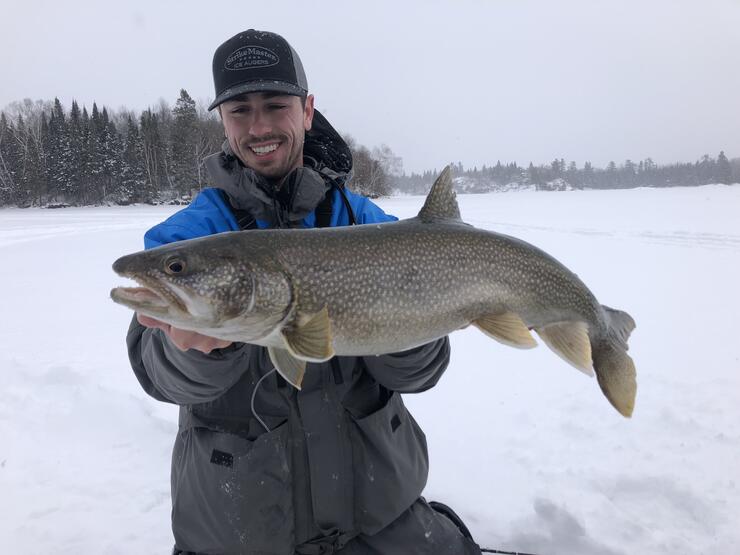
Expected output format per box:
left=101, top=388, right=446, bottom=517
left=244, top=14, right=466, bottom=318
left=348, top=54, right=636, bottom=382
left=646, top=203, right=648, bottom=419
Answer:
left=171, top=421, right=294, bottom=554
left=348, top=391, right=429, bottom=535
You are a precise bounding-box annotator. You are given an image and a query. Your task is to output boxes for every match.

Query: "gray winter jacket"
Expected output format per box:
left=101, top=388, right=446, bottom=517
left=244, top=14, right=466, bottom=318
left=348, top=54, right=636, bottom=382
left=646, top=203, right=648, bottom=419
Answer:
left=126, top=111, right=480, bottom=555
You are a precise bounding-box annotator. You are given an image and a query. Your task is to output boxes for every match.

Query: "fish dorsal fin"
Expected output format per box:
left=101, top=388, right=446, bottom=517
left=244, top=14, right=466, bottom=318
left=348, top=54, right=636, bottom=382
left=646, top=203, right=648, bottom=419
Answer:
left=535, top=321, right=594, bottom=376
left=281, top=307, right=335, bottom=362
left=418, top=165, right=461, bottom=222
left=474, top=311, right=537, bottom=349
left=268, top=347, right=307, bottom=390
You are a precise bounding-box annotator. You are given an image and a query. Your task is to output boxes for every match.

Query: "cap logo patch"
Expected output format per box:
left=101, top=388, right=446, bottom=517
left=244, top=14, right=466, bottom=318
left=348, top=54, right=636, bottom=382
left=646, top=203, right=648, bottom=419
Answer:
left=224, top=46, right=279, bottom=70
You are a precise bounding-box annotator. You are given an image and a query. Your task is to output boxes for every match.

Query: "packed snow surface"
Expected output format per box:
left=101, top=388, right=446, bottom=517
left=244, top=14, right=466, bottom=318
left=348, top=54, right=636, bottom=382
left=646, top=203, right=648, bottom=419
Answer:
left=1, top=185, right=739, bottom=554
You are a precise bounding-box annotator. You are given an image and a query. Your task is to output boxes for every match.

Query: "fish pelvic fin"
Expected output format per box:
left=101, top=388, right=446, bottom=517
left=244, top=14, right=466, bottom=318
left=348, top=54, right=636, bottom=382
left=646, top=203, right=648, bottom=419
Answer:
left=474, top=312, right=537, bottom=349
left=418, top=165, right=462, bottom=223
left=592, top=340, right=637, bottom=418
left=281, top=307, right=335, bottom=362
left=535, top=321, right=595, bottom=376
left=268, top=347, right=306, bottom=390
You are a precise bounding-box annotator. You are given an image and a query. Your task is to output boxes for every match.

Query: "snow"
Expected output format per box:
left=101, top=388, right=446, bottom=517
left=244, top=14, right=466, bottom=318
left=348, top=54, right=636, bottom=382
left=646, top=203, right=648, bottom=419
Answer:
left=1, top=185, right=739, bottom=554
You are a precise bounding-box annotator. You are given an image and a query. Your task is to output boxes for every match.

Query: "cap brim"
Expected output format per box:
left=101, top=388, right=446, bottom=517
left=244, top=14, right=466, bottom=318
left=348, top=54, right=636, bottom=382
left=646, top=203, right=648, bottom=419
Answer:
left=208, top=81, right=307, bottom=110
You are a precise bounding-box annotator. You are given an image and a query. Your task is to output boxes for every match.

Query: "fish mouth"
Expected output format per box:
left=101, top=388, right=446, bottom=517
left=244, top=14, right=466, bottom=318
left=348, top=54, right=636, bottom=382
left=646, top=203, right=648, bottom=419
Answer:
left=110, top=274, right=188, bottom=317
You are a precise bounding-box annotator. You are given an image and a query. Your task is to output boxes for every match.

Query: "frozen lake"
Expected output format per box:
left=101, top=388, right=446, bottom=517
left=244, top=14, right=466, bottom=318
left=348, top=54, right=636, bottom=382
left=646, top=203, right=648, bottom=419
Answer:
left=1, top=184, right=739, bottom=554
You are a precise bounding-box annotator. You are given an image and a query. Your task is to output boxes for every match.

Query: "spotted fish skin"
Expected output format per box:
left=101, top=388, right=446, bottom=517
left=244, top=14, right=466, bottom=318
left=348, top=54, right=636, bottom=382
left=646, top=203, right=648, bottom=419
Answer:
left=111, top=167, right=637, bottom=417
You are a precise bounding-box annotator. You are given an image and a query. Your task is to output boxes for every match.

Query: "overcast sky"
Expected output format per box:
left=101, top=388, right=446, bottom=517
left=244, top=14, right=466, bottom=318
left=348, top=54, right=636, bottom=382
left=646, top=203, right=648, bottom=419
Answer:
left=2, top=0, right=739, bottom=173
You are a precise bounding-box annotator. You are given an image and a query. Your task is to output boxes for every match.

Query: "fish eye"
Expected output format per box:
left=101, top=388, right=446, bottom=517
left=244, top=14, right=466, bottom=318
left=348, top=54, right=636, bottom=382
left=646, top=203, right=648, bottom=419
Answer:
left=165, top=257, right=185, bottom=275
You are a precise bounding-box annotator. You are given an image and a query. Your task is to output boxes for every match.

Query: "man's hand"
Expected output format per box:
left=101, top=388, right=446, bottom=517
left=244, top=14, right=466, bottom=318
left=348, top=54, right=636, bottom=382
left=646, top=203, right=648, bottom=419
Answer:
left=137, top=314, right=233, bottom=354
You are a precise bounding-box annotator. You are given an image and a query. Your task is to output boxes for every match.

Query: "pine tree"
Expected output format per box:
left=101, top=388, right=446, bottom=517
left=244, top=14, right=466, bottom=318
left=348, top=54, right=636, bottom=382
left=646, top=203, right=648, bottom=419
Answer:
left=89, top=103, right=106, bottom=200
left=170, top=89, right=199, bottom=196
left=65, top=100, right=84, bottom=202
left=12, top=114, right=32, bottom=203
left=624, top=159, right=637, bottom=188
left=716, top=151, right=732, bottom=184
left=527, top=162, right=541, bottom=186
left=582, top=161, right=594, bottom=187
left=0, top=113, right=19, bottom=203
left=47, top=98, right=69, bottom=201
left=98, top=107, right=122, bottom=201
left=696, top=154, right=713, bottom=184
left=119, top=115, right=150, bottom=203
left=23, top=114, right=47, bottom=206
left=80, top=106, right=95, bottom=201
left=36, top=112, right=50, bottom=203
left=140, top=109, right=168, bottom=194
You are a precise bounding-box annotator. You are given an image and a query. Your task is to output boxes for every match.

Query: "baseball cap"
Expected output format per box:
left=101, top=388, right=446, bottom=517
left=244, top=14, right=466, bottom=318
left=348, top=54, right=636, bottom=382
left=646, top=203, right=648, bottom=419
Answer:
left=208, top=29, right=308, bottom=110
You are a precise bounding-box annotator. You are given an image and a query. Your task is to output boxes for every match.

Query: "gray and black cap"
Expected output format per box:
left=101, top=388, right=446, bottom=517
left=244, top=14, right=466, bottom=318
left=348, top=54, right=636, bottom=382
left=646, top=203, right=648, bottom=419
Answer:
left=208, top=29, right=308, bottom=111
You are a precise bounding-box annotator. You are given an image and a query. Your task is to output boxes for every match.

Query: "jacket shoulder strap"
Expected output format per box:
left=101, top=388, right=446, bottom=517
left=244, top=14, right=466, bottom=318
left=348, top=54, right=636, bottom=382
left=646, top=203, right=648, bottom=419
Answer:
left=315, top=187, right=334, bottom=228
left=316, top=179, right=358, bottom=228
left=219, top=189, right=257, bottom=230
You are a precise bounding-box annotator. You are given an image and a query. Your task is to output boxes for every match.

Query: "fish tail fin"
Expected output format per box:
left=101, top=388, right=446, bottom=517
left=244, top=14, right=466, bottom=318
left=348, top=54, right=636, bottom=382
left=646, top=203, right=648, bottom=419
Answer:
left=592, top=306, right=637, bottom=418
left=602, top=305, right=636, bottom=349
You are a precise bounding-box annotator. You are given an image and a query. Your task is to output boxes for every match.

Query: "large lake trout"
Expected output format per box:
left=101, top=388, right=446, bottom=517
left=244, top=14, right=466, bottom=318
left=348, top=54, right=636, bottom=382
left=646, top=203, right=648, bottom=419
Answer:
left=111, top=167, right=637, bottom=417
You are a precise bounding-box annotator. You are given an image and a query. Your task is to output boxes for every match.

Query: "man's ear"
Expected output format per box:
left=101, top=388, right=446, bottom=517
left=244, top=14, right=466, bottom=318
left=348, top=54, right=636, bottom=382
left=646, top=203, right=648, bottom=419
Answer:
left=217, top=106, right=228, bottom=137
left=304, top=94, right=315, bottom=131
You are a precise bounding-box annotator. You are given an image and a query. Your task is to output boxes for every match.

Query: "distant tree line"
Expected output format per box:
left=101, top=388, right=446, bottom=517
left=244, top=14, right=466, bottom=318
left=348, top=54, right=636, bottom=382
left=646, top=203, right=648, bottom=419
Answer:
left=397, top=153, right=738, bottom=194
left=1, top=93, right=737, bottom=207
left=0, top=92, right=397, bottom=207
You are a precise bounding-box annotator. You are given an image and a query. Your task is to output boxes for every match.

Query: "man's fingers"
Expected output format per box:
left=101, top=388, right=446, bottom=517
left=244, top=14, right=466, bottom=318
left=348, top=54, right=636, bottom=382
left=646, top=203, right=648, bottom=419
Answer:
left=168, top=327, right=233, bottom=354
left=137, top=313, right=170, bottom=332
left=136, top=314, right=232, bottom=353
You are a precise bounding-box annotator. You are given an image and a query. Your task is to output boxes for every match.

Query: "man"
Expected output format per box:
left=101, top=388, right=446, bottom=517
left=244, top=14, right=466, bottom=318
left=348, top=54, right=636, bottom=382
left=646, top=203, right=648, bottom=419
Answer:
left=127, top=29, right=481, bottom=555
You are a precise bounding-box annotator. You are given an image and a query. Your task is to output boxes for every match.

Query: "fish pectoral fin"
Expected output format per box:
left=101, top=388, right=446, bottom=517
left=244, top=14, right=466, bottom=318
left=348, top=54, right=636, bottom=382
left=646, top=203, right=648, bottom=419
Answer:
left=474, top=312, right=538, bottom=349
left=535, top=321, right=594, bottom=376
left=268, top=347, right=306, bottom=390
left=281, top=307, right=335, bottom=362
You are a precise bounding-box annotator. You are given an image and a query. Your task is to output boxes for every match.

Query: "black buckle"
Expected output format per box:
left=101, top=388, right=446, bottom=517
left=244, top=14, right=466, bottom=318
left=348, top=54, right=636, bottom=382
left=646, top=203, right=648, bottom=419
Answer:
left=295, top=531, right=356, bottom=554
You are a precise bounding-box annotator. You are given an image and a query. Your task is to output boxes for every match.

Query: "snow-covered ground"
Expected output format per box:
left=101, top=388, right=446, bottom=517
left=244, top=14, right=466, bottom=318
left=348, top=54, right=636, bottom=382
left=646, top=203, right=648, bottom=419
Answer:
left=1, top=185, right=739, bottom=554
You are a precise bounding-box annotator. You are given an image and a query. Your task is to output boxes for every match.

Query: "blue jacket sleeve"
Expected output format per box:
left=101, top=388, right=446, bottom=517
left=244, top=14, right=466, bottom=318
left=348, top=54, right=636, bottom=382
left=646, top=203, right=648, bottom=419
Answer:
left=144, top=188, right=240, bottom=249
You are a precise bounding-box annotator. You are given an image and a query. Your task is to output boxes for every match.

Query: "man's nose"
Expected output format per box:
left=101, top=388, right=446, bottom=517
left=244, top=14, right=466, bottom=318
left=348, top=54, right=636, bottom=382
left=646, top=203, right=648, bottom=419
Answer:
left=248, top=110, right=272, bottom=137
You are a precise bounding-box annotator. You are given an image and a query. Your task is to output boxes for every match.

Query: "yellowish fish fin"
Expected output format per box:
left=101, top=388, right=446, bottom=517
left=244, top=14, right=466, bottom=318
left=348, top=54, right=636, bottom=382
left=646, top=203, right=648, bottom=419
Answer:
left=474, top=311, right=537, bottom=348
left=268, top=347, right=306, bottom=390
left=281, top=307, right=335, bottom=362
left=593, top=342, right=637, bottom=418
left=535, top=321, right=594, bottom=376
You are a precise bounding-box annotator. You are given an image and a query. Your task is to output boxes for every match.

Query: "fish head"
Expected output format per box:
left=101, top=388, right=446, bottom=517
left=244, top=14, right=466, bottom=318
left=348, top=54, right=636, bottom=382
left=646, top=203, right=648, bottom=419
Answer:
left=110, top=236, right=292, bottom=340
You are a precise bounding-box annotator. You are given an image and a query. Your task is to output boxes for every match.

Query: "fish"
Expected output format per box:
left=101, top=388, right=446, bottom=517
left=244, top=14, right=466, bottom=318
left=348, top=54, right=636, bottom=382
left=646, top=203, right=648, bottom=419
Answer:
left=111, top=166, right=637, bottom=417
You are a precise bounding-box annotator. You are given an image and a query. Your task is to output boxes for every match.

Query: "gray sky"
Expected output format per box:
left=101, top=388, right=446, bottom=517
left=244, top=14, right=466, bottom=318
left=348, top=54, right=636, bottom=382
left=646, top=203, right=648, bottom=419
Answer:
left=2, top=0, right=739, bottom=173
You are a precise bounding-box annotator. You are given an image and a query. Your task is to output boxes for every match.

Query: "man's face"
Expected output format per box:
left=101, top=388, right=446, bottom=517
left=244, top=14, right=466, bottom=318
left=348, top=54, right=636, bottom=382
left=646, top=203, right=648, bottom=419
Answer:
left=219, top=92, right=314, bottom=182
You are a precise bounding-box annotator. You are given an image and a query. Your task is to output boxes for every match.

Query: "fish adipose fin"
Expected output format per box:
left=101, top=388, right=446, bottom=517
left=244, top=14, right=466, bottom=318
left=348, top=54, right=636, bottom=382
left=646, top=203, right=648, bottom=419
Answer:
left=474, top=312, right=537, bottom=348
left=535, top=321, right=594, bottom=376
left=268, top=347, right=306, bottom=390
left=281, top=307, right=335, bottom=362
left=418, top=165, right=462, bottom=222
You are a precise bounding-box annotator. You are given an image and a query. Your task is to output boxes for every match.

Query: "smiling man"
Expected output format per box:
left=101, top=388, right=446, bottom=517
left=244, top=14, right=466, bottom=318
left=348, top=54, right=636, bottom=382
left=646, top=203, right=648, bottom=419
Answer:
left=126, top=29, right=481, bottom=555
left=220, top=91, right=312, bottom=180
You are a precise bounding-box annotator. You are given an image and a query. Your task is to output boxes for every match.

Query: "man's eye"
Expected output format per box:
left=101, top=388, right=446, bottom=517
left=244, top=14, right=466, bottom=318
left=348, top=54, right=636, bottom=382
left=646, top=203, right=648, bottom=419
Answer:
left=230, top=107, right=249, bottom=114
left=268, top=104, right=287, bottom=111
